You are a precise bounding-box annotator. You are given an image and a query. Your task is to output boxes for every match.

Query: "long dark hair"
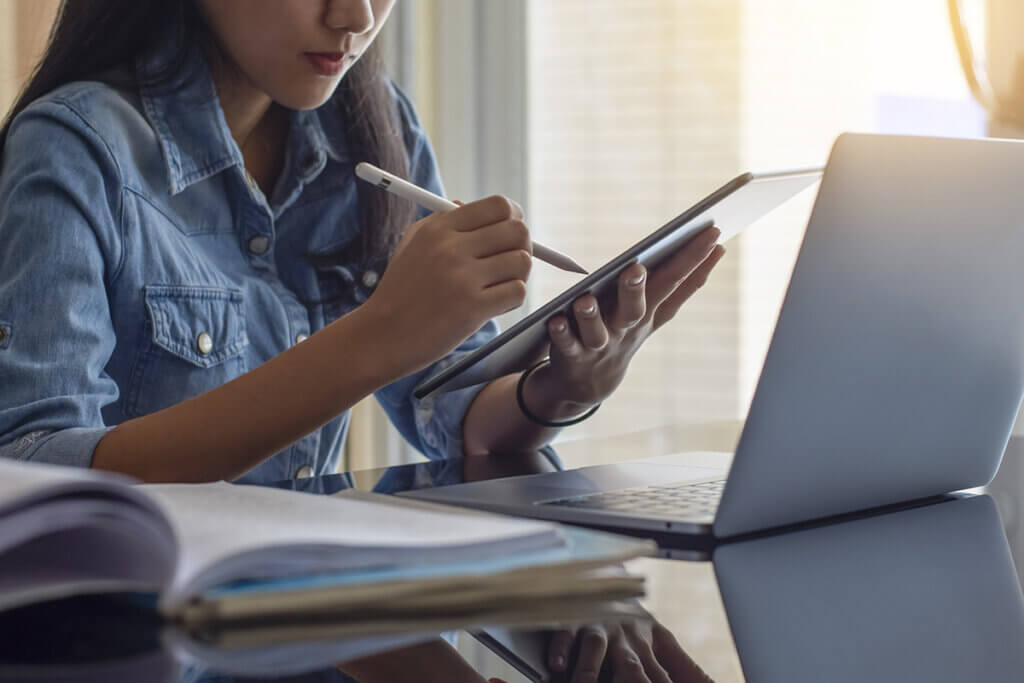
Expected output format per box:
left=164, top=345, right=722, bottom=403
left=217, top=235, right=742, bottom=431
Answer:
left=0, top=0, right=412, bottom=271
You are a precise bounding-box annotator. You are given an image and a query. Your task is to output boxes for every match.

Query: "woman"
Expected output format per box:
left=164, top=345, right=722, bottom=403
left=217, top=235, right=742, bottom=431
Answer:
left=0, top=1, right=722, bottom=680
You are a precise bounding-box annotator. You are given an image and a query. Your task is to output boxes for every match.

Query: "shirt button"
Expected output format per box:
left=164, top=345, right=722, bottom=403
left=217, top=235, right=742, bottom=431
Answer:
left=361, top=270, right=379, bottom=289
left=295, top=464, right=314, bottom=479
left=295, top=333, right=308, bottom=344
left=197, top=332, right=213, bottom=355
left=248, top=235, right=270, bottom=255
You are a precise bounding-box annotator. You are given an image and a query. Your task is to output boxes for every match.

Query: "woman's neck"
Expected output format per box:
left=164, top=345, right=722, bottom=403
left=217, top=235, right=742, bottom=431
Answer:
left=209, top=58, right=288, bottom=195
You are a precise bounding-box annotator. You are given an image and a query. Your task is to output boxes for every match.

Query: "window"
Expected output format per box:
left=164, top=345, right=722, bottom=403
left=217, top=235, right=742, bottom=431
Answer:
left=525, top=0, right=983, bottom=456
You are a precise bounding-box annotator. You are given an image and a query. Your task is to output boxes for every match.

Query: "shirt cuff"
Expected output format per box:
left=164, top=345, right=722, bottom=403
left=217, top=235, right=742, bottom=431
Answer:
left=413, top=381, right=490, bottom=461
left=0, top=426, right=114, bottom=469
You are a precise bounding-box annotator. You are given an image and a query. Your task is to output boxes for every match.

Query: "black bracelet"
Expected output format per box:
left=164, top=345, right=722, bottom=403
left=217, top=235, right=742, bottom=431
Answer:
left=515, top=358, right=601, bottom=428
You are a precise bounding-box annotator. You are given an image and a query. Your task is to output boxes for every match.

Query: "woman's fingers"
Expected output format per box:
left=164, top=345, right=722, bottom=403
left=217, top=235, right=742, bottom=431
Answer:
left=448, top=194, right=524, bottom=230
left=548, top=628, right=576, bottom=673
left=609, top=264, right=647, bottom=333
left=548, top=621, right=699, bottom=683
left=549, top=316, right=586, bottom=360
left=652, top=245, right=725, bottom=331
left=651, top=623, right=716, bottom=682
left=609, top=644, right=654, bottom=683
left=646, top=227, right=720, bottom=311
left=571, top=625, right=609, bottom=683
left=573, top=296, right=609, bottom=351
left=633, top=639, right=673, bottom=683
left=478, top=249, right=533, bottom=288
left=480, top=280, right=528, bottom=316
left=466, top=218, right=532, bottom=259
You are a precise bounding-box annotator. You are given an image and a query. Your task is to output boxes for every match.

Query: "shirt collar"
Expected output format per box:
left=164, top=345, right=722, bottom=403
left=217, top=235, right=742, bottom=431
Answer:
left=136, top=37, right=351, bottom=196
left=290, top=105, right=352, bottom=178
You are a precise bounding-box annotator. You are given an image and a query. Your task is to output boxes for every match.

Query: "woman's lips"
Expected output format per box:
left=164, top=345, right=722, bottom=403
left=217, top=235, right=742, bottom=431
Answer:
left=305, top=52, right=349, bottom=76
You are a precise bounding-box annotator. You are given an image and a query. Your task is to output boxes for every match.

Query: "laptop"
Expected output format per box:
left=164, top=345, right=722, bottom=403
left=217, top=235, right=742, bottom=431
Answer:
left=404, top=133, right=1024, bottom=540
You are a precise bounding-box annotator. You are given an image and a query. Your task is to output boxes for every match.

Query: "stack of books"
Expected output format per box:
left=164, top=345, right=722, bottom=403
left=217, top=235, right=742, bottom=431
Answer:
left=0, top=458, right=654, bottom=673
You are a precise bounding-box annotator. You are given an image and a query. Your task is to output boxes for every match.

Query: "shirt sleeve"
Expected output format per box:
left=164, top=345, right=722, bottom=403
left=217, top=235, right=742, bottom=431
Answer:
left=372, top=81, right=500, bottom=460
left=0, top=99, right=124, bottom=468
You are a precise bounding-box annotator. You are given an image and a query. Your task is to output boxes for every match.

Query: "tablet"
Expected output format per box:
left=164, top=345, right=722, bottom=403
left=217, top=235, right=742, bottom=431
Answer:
left=413, top=168, right=822, bottom=399
left=471, top=628, right=550, bottom=683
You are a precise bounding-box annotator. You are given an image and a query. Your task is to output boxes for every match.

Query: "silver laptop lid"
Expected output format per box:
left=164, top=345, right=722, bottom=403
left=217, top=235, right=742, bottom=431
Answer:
left=715, top=133, right=1024, bottom=537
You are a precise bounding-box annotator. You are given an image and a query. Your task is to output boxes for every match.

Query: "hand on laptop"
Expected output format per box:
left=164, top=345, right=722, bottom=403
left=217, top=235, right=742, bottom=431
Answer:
left=547, top=615, right=714, bottom=682
left=530, top=225, right=725, bottom=410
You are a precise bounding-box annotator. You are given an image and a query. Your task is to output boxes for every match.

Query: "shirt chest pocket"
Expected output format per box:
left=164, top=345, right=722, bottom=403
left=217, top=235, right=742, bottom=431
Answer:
left=125, top=285, right=249, bottom=418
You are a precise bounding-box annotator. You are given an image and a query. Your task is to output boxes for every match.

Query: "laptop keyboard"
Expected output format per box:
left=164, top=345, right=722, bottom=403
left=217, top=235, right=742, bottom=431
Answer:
left=538, top=478, right=726, bottom=519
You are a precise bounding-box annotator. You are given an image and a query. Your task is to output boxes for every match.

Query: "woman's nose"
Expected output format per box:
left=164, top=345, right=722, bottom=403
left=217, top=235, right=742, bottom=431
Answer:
left=324, top=0, right=374, bottom=35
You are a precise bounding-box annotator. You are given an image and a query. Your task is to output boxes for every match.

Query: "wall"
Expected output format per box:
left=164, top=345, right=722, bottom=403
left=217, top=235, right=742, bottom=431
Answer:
left=0, top=1, right=59, bottom=117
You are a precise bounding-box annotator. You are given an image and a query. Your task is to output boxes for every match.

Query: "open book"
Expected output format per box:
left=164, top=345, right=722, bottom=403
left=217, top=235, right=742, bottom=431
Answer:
left=0, top=458, right=653, bottom=629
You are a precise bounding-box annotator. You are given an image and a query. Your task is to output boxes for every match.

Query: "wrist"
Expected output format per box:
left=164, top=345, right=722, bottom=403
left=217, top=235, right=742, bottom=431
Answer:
left=332, top=302, right=411, bottom=389
left=519, top=360, right=597, bottom=423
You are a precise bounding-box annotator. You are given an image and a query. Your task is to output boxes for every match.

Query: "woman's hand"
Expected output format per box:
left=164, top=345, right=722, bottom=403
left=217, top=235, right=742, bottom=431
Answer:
left=523, top=226, right=725, bottom=414
left=362, top=195, right=532, bottom=378
left=548, top=619, right=714, bottom=683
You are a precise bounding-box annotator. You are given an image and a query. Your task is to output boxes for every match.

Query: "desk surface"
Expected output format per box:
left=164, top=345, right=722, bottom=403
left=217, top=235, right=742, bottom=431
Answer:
left=3, top=441, right=1023, bottom=682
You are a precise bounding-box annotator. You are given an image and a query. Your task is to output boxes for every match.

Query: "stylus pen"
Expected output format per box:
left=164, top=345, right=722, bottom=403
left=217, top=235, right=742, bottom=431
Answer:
left=355, top=162, right=588, bottom=275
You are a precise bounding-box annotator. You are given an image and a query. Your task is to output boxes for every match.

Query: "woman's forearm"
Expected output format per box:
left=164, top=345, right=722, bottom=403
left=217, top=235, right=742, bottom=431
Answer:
left=92, top=305, right=404, bottom=483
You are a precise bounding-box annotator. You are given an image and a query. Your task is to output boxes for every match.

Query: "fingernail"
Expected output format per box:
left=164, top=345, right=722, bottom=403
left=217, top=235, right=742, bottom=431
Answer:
left=579, top=303, right=596, bottom=316
left=627, top=273, right=646, bottom=286
left=552, top=320, right=566, bottom=333
left=553, top=655, right=566, bottom=670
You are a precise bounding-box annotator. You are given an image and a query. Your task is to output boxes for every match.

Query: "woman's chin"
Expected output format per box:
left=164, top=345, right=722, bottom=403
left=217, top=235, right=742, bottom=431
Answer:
left=274, top=83, right=341, bottom=111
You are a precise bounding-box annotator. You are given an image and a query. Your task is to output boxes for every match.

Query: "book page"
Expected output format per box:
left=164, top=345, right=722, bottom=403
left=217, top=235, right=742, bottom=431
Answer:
left=142, top=482, right=563, bottom=607
left=0, top=457, right=135, bottom=514
left=0, top=459, right=177, bottom=609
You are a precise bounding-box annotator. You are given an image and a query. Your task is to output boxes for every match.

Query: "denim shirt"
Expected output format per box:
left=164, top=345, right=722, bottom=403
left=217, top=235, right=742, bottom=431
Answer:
left=0, top=42, right=497, bottom=483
